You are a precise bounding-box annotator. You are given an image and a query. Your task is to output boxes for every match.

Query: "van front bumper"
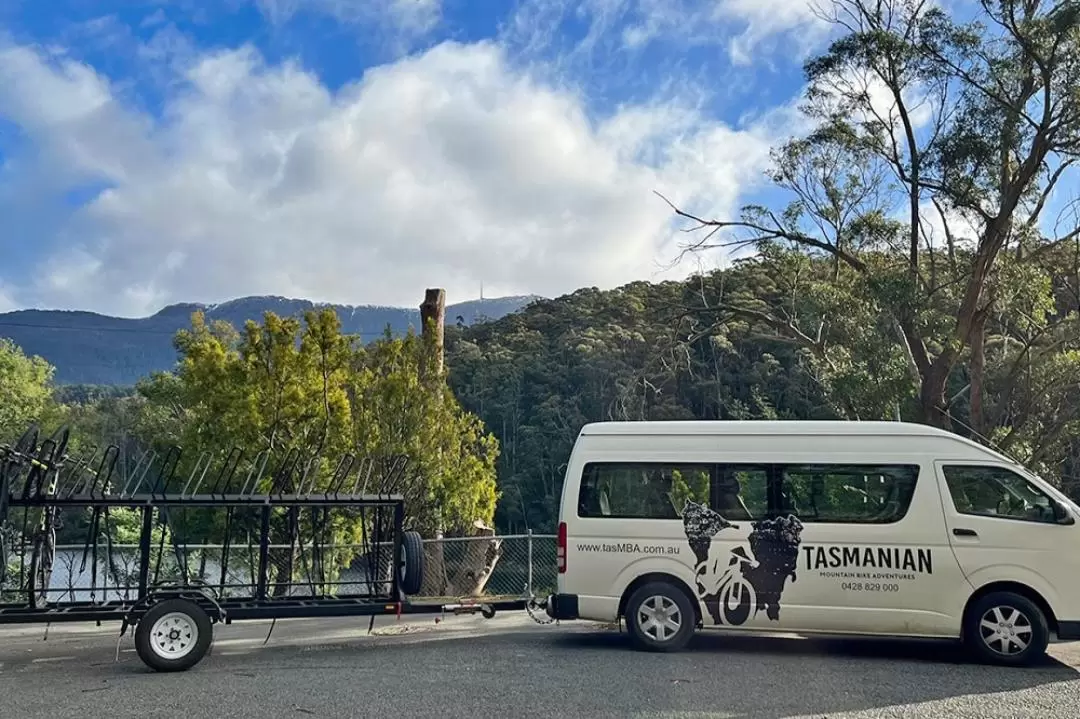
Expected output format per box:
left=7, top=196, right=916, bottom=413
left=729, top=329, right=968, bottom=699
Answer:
left=546, top=593, right=579, bottom=620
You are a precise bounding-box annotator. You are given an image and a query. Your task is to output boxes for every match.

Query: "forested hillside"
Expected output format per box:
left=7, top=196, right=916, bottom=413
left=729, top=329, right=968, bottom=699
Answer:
left=448, top=249, right=1080, bottom=532
left=1, top=309, right=501, bottom=539
left=0, top=294, right=538, bottom=385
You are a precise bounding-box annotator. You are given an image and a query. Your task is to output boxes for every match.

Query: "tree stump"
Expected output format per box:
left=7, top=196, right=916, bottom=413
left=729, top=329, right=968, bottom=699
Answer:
left=447, top=520, right=502, bottom=597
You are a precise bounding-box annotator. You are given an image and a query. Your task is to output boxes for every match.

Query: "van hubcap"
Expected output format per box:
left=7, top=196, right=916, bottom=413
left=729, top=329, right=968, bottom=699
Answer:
left=979, top=606, right=1033, bottom=656
left=638, top=595, right=682, bottom=643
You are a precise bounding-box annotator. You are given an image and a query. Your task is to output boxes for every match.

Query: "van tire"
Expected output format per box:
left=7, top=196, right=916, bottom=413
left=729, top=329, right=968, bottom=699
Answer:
left=624, top=581, right=696, bottom=653
left=963, top=591, right=1049, bottom=667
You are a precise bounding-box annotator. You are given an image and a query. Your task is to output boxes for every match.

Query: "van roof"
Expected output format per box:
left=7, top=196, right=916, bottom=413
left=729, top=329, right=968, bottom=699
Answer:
left=578, top=420, right=1021, bottom=466
left=579, top=420, right=954, bottom=437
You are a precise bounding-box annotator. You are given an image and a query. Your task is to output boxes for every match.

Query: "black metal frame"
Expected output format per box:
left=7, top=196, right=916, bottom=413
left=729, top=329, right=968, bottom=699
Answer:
left=0, top=425, right=526, bottom=632
left=1, top=496, right=407, bottom=624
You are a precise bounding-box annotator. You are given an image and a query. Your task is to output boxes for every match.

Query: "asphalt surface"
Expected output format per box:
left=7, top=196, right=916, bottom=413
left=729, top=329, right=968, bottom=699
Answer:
left=2, top=612, right=1079, bottom=718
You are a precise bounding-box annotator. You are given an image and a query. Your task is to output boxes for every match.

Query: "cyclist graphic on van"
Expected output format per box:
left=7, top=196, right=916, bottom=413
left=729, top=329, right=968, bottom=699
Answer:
left=682, top=499, right=804, bottom=625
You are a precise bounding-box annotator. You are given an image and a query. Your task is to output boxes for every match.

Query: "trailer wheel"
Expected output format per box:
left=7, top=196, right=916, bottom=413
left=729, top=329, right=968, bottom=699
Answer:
left=135, top=599, right=213, bottom=672
left=400, top=531, right=425, bottom=595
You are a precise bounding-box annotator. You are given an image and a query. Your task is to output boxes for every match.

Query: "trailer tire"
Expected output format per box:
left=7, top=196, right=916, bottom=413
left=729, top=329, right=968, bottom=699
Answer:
left=400, top=531, right=425, bottom=596
left=135, top=599, right=213, bottom=672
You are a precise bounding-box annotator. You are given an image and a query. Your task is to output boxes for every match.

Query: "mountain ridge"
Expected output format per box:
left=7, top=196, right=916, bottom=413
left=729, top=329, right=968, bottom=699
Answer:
left=0, top=293, right=542, bottom=386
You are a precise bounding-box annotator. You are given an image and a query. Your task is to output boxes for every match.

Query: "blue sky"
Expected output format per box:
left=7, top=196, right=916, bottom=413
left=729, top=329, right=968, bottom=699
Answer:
left=0, top=0, right=831, bottom=316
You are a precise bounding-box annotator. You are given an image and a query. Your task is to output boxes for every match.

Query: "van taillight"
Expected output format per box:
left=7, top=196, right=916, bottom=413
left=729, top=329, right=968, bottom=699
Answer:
left=557, top=521, right=567, bottom=574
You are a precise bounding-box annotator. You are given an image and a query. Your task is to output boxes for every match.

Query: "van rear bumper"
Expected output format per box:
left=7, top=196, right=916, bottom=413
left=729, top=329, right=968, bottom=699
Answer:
left=546, top=593, right=579, bottom=620
left=1057, top=621, right=1080, bottom=641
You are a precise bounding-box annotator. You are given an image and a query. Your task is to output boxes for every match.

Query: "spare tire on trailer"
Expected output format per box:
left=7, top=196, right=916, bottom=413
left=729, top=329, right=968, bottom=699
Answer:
left=399, top=531, right=425, bottom=596
left=134, top=598, right=213, bottom=672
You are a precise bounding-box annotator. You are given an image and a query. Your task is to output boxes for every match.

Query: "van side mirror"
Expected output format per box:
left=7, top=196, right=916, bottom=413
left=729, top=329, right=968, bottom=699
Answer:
left=1052, top=500, right=1076, bottom=526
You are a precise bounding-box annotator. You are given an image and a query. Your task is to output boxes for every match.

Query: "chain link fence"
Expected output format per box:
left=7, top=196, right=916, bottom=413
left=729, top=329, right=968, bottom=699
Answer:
left=417, top=534, right=557, bottom=599
left=5, top=533, right=557, bottom=605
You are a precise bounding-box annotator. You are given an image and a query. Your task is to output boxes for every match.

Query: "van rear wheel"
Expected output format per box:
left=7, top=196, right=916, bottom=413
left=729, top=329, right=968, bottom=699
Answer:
left=625, top=581, right=696, bottom=653
left=964, top=591, right=1049, bottom=667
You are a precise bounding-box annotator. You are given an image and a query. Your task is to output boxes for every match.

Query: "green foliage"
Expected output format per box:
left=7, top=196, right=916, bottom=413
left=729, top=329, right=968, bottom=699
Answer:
left=446, top=278, right=842, bottom=532
left=660, top=0, right=1080, bottom=483
left=128, top=309, right=499, bottom=537
left=0, top=338, right=56, bottom=442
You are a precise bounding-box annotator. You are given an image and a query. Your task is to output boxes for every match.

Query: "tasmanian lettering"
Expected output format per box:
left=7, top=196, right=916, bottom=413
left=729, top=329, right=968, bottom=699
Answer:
left=802, top=545, right=932, bottom=575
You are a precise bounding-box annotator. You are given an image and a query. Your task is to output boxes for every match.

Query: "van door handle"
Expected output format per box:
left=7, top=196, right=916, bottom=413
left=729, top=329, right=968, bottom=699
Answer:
left=953, top=527, right=978, bottom=537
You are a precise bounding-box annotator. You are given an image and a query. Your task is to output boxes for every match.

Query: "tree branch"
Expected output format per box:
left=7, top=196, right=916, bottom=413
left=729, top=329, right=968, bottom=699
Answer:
left=655, top=192, right=869, bottom=273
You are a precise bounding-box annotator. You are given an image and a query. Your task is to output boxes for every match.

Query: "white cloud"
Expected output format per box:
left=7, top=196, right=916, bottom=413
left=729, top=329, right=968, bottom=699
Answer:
left=0, top=44, right=156, bottom=187
left=811, top=65, right=936, bottom=142
left=715, top=0, right=830, bottom=65
left=919, top=199, right=984, bottom=250
left=0, top=283, right=15, bottom=314
left=499, top=0, right=833, bottom=79
left=0, top=39, right=780, bottom=317
left=717, top=0, right=980, bottom=65
left=387, top=0, right=442, bottom=36
left=255, top=0, right=441, bottom=38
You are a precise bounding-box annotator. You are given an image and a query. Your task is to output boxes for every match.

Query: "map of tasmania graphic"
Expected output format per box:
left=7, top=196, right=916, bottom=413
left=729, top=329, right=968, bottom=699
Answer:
left=682, top=500, right=804, bottom=625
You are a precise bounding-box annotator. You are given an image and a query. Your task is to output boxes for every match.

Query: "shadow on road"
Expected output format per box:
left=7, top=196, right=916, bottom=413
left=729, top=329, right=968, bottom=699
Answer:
left=4, top=623, right=1078, bottom=718
left=555, top=628, right=1066, bottom=666
left=551, top=629, right=1078, bottom=717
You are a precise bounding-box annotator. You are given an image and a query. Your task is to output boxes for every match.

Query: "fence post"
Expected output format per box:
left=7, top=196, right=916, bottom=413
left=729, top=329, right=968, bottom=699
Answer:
left=526, top=529, right=533, bottom=597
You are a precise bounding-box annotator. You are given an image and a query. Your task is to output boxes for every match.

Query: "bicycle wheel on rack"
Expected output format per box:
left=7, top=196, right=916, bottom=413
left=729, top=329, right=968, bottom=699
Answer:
left=0, top=528, right=8, bottom=585
left=28, top=525, right=56, bottom=607
left=13, top=425, right=38, bottom=457
left=45, top=426, right=70, bottom=468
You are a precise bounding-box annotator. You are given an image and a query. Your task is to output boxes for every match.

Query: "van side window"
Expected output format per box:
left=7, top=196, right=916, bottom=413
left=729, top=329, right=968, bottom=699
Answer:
left=714, top=466, right=768, bottom=521
left=577, top=463, right=711, bottom=519
left=942, top=465, right=1057, bottom=524
left=779, top=465, right=919, bottom=524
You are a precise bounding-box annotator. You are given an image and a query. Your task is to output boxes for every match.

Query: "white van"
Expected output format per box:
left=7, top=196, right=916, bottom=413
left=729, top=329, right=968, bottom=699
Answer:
left=543, top=420, right=1080, bottom=666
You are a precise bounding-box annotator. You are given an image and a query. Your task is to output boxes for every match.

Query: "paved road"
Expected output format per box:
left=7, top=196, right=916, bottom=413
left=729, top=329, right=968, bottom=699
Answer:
left=2, top=613, right=1079, bottom=718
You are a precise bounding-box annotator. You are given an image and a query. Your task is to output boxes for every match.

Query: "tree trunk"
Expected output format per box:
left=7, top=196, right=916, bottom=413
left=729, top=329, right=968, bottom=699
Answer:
left=919, top=359, right=953, bottom=430
left=969, top=313, right=987, bottom=438
left=419, top=289, right=446, bottom=379
left=446, top=522, right=502, bottom=597
left=416, top=288, right=449, bottom=595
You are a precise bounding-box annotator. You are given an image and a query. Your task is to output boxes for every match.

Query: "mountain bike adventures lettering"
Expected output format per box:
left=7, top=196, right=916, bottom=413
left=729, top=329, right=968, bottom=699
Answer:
left=801, top=546, right=933, bottom=575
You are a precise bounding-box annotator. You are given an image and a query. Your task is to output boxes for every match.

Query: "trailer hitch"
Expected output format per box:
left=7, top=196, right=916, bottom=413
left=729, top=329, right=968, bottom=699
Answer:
left=524, top=590, right=557, bottom=626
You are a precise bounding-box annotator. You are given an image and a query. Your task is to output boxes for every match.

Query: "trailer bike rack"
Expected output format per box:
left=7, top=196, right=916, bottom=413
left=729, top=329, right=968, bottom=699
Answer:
left=0, top=424, right=528, bottom=672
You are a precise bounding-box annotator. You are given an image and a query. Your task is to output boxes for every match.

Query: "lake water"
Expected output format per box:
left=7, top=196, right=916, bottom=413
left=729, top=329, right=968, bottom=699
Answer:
left=3, top=546, right=393, bottom=603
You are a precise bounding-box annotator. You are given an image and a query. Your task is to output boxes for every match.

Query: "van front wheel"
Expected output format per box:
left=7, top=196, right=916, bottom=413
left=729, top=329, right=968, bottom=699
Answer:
left=625, top=581, right=696, bottom=653
left=964, top=591, right=1049, bottom=667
